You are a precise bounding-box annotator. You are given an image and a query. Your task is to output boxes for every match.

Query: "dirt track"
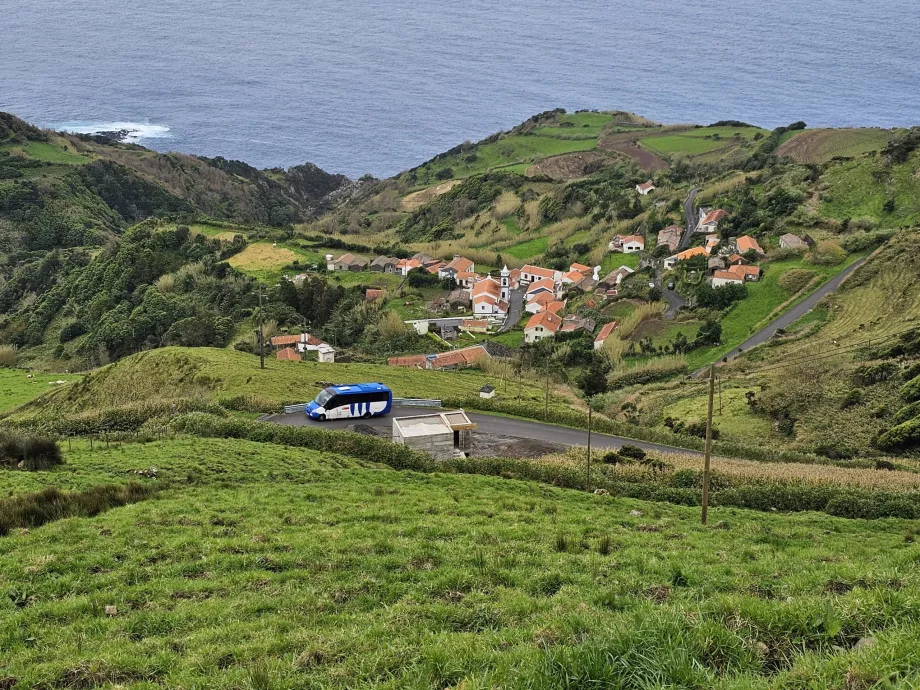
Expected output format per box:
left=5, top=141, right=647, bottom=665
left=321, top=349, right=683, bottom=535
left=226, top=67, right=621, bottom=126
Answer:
left=598, top=132, right=669, bottom=172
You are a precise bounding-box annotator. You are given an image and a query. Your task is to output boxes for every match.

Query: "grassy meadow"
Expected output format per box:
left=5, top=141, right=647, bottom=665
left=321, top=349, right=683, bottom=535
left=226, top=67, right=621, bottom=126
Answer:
left=0, top=369, right=82, bottom=413
left=776, top=128, right=895, bottom=164
left=2, top=432, right=920, bottom=688
left=639, top=127, right=767, bottom=157
left=819, top=150, right=920, bottom=228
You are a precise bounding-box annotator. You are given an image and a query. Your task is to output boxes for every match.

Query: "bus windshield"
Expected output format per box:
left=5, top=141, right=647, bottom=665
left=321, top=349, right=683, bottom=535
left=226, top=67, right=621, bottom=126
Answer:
left=314, top=388, right=335, bottom=407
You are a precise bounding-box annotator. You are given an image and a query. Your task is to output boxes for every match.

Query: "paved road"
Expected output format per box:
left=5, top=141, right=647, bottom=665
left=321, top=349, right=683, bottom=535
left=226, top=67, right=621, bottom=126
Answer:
left=720, top=256, right=868, bottom=364
left=262, top=410, right=704, bottom=457
left=653, top=268, right=686, bottom=320
left=499, top=288, right=525, bottom=333
left=679, top=187, right=700, bottom=249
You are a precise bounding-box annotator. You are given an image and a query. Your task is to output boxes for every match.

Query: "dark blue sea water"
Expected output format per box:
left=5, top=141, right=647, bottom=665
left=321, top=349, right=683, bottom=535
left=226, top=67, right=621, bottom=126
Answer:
left=3, top=0, right=919, bottom=177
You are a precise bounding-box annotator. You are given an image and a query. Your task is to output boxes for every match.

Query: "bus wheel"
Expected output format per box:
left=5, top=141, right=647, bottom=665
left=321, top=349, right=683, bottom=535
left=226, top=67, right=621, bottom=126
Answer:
left=318, top=414, right=326, bottom=422
left=362, top=411, right=371, bottom=419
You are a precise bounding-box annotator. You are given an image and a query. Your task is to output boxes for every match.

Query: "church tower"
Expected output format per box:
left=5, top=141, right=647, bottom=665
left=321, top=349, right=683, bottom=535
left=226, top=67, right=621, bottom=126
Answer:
left=500, top=265, right=510, bottom=301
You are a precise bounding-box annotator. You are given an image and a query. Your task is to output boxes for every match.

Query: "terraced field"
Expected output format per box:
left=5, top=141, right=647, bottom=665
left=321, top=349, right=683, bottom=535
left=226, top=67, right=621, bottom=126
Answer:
left=776, top=128, right=894, bottom=163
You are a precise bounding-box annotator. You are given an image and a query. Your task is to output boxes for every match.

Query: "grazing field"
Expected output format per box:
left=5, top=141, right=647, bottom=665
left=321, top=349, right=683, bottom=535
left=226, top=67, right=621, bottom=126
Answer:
left=0, top=369, right=81, bottom=413
left=776, top=128, right=893, bottom=163
left=532, top=112, right=617, bottom=138
left=639, top=127, right=767, bottom=156
left=415, top=135, right=598, bottom=183
left=0, top=138, right=91, bottom=165
left=504, top=236, right=550, bottom=260
left=8, top=347, right=561, bottom=419
left=819, top=151, right=920, bottom=228
left=2, top=435, right=919, bottom=688
left=600, top=251, right=641, bottom=274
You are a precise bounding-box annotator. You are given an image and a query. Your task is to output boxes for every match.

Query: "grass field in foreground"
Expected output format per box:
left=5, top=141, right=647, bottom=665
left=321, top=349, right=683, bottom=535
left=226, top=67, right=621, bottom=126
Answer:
left=2, top=438, right=919, bottom=688
left=0, top=368, right=82, bottom=414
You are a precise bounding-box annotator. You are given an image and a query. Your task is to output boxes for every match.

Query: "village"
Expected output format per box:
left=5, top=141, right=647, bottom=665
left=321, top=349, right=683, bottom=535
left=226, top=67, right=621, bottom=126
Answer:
left=266, top=187, right=815, bottom=371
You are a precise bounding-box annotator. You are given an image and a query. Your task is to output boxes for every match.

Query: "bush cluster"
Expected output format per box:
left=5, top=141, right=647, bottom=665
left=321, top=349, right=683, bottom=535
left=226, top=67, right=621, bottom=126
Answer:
left=0, top=483, right=153, bottom=536
left=0, top=432, right=63, bottom=470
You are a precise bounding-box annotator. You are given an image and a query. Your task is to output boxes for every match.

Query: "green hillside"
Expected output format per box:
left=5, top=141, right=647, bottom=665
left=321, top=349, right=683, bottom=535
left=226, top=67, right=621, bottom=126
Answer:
left=2, top=433, right=919, bottom=688
left=5, top=346, right=562, bottom=421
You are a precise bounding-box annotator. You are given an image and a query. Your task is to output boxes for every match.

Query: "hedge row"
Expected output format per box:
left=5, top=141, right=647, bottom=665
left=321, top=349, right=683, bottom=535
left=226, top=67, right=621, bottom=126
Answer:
left=171, top=413, right=437, bottom=472
left=5, top=399, right=227, bottom=436
left=172, top=414, right=920, bottom=520
left=445, top=396, right=826, bottom=466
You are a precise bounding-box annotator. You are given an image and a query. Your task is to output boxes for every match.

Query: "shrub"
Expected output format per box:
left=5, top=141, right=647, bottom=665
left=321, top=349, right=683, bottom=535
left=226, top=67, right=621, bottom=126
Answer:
left=683, top=421, right=720, bottom=440
left=852, top=362, right=899, bottom=386
left=808, top=241, right=846, bottom=266
left=840, top=389, right=864, bottom=409
left=0, top=483, right=154, bottom=536
left=618, top=445, right=647, bottom=461
left=59, top=321, right=88, bottom=343
left=778, top=269, right=816, bottom=294
left=875, top=416, right=920, bottom=451
left=0, top=432, right=63, bottom=470
left=894, top=401, right=920, bottom=424
left=903, top=362, right=920, bottom=382
left=0, top=345, right=18, bottom=367
left=901, top=375, right=920, bottom=403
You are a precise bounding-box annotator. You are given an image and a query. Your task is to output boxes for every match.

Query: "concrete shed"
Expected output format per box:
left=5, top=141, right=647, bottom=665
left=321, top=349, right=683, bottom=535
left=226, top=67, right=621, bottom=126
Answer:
left=392, top=411, right=476, bottom=460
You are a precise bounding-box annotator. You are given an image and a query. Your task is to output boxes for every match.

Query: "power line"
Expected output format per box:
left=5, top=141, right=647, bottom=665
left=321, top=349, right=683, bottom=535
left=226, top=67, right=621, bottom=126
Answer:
left=747, top=328, right=916, bottom=375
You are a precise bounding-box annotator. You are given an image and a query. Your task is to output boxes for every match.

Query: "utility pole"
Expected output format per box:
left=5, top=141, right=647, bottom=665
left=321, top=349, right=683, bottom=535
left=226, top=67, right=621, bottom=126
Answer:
left=718, top=376, right=723, bottom=416
left=701, top=364, right=715, bottom=525
left=586, top=405, right=593, bottom=493
left=544, top=358, right=550, bottom=421
left=257, top=286, right=265, bottom=370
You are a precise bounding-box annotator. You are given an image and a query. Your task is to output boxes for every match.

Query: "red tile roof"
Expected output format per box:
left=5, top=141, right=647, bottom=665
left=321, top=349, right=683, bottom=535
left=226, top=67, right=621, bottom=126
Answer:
left=701, top=209, right=729, bottom=225
left=387, top=354, right=428, bottom=368
left=713, top=269, right=743, bottom=282
left=275, top=347, right=301, bottom=361
left=736, top=235, right=764, bottom=254
left=365, top=289, right=384, bottom=300
left=570, top=262, right=592, bottom=274
left=521, top=264, right=557, bottom=280
left=525, top=310, right=562, bottom=333
left=446, top=256, right=474, bottom=272
left=595, top=321, right=618, bottom=343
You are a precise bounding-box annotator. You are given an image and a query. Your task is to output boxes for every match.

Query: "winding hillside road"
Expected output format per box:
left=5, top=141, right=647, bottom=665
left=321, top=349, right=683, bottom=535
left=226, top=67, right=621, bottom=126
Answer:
left=262, top=409, right=704, bottom=457
left=720, top=256, right=868, bottom=364
left=680, top=188, right=700, bottom=249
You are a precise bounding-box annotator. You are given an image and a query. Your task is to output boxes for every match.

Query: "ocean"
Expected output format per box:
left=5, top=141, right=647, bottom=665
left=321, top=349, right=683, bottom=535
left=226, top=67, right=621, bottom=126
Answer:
left=3, top=0, right=918, bottom=178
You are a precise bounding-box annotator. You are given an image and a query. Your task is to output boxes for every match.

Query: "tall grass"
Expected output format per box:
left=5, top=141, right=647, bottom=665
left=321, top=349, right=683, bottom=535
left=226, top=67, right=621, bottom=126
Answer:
left=609, top=355, right=688, bottom=387
left=617, top=302, right=666, bottom=338
left=0, top=345, right=18, bottom=368
left=492, top=191, right=522, bottom=219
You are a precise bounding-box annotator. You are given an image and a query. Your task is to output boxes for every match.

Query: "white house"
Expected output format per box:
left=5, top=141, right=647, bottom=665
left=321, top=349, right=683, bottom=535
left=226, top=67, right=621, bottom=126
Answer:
left=711, top=269, right=744, bottom=288
left=697, top=209, right=729, bottom=234
left=524, top=278, right=557, bottom=302
left=524, top=310, right=562, bottom=343
left=438, top=255, right=475, bottom=279
left=519, top=264, right=559, bottom=285
left=594, top=321, right=619, bottom=350
left=622, top=234, right=645, bottom=253
left=636, top=180, right=656, bottom=196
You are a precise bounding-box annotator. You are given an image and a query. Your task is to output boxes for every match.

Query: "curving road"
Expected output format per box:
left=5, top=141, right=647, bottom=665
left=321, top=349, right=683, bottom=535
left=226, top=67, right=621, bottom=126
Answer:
left=720, top=256, right=868, bottom=363
left=261, top=409, right=704, bottom=457
left=679, top=187, right=700, bottom=249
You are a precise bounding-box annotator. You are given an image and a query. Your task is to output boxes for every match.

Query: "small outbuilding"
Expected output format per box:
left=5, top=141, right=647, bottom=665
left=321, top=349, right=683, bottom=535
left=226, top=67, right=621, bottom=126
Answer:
left=479, top=385, right=496, bottom=399
left=392, top=410, right=476, bottom=460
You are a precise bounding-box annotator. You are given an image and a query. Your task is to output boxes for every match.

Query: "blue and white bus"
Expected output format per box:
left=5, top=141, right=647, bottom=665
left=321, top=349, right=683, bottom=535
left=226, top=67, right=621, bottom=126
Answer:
left=306, top=383, right=393, bottom=421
